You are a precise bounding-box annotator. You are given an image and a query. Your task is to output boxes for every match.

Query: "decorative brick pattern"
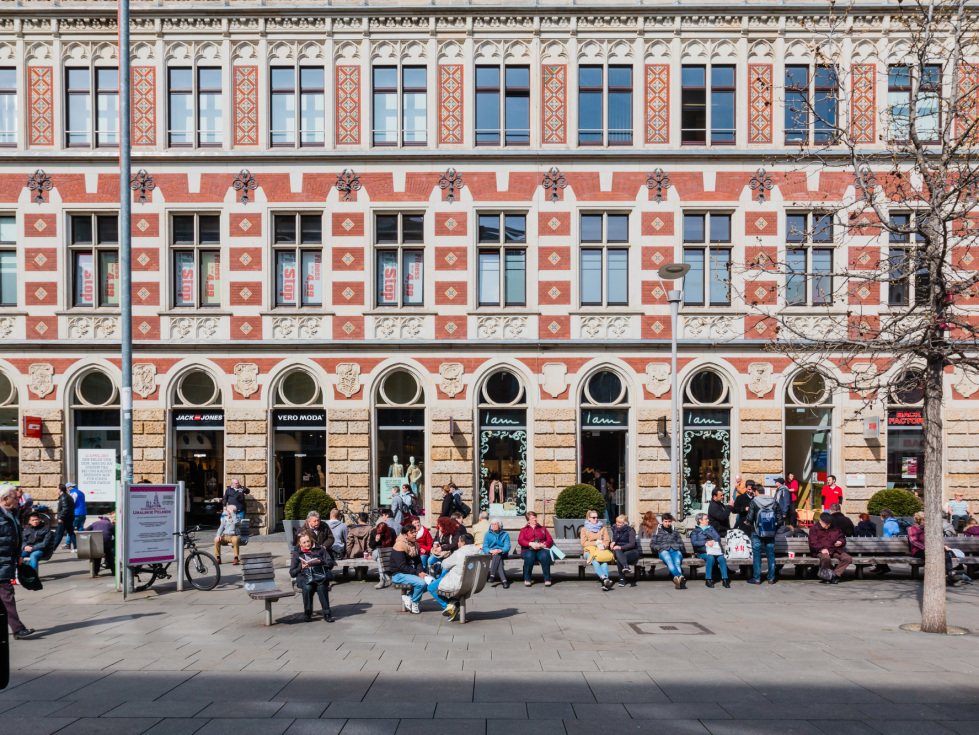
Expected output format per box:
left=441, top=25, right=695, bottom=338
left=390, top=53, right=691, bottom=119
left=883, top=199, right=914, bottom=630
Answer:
left=745, top=212, right=777, bottom=236
left=851, top=64, right=876, bottom=145
left=336, top=66, right=361, bottom=145
left=230, top=213, right=261, bottom=237
left=645, top=65, right=669, bottom=144
left=438, top=65, right=464, bottom=145
left=332, top=213, right=364, bottom=237
left=28, top=67, right=54, bottom=146
left=436, top=316, right=466, bottom=339
left=132, top=66, right=156, bottom=146
left=229, top=248, right=262, bottom=271
left=435, top=247, right=466, bottom=271
left=542, top=65, right=567, bottom=144
left=435, top=212, right=467, bottom=237
left=958, top=64, right=979, bottom=141
left=641, top=212, right=674, bottom=237
left=748, top=65, right=773, bottom=144
left=233, top=66, right=258, bottom=146
left=539, top=212, right=570, bottom=236
left=332, top=247, right=364, bottom=271
left=24, top=214, right=56, bottom=238
left=539, top=247, right=570, bottom=271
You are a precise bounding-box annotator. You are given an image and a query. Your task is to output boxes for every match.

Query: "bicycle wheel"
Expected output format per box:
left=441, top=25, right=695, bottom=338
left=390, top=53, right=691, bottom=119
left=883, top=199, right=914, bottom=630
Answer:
left=185, top=551, right=221, bottom=591
left=130, top=565, right=158, bottom=592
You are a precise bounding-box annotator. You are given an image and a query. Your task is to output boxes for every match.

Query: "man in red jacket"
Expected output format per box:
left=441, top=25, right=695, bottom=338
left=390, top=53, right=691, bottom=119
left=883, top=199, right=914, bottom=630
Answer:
left=809, top=512, right=852, bottom=584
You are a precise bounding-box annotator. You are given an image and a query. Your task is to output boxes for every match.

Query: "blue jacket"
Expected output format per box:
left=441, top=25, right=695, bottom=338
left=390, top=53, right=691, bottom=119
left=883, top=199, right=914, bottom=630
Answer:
left=690, top=525, right=722, bottom=553
left=69, top=488, right=87, bottom=517
left=481, top=528, right=511, bottom=554
left=882, top=517, right=901, bottom=537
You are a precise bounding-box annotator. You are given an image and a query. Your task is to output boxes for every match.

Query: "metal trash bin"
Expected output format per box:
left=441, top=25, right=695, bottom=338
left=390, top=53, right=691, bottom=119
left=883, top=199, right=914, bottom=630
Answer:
left=75, top=530, right=105, bottom=560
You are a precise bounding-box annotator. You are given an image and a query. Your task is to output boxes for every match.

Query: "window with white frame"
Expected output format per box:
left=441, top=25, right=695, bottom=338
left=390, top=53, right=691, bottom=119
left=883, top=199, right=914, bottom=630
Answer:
left=171, top=214, right=221, bottom=308
left=682, top=213, right=732, bottom=306
left=478, top=214, right=527, bottom=307
left=375, top=213, right=424, bottom=307
left=273, top=213, right=323, bottom=307
left=578, top=65, right=633, bottom=146
left=475, top=66, right=530, bottom=146
left=270, top=66, right=325, bottom=146
left=0, top=216, right=15, bottom=306
left=66, top=66, right=119, bottom=147
left=681, top=64, right=735, bottom=145
left=372, top=66, right=426, bottom=146
left=785, top=65, right=838, bottom=144
left=786, top=212, right=834, bottom=306
left=70, top=214, right=119, bottom=308
left=888, top=213, right=930, bottom=307
left=888, top=64, right=940, bottom=143
left=580, top=213, right=629, bottom=306
left=168, top=67, right=222, bottom=147
left=0, top=68, right=14, bottom=146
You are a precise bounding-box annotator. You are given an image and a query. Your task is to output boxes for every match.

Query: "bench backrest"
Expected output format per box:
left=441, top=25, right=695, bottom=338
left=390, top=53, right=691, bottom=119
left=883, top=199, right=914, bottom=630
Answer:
left=456, top=554, right=492, bottom=598
left=239, top=519, right=251, bottom=546
left=947, top=537, right=979, bottom=552
left=241, top=552, right=276, bottom=591
left=845, top=538, right=910, bottom=554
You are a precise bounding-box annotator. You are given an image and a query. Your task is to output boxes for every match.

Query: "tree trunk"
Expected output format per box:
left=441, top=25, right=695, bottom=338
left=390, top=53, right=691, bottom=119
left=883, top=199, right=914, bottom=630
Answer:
left=921, top=353, right=947, bottom=634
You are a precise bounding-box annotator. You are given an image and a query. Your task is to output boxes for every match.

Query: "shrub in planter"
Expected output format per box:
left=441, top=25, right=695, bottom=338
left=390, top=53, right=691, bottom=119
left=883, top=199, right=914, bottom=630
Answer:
left=866, top=488, right=921, bottom=518
left=284, top=487, right=337, bottom=522
left=554, top=483, right=606, bottom=519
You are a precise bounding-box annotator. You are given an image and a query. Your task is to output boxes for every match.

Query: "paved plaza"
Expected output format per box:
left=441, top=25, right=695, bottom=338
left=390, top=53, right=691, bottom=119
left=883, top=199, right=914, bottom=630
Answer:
left=2, top=539, right=979, bottom=735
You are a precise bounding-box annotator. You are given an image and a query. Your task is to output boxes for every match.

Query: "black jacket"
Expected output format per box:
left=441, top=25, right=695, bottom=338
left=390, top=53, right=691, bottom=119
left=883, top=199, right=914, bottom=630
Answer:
left=855, top=520, right=877, bottom=538
left=0, top=507, right=20, bottom=581
left=610, top=524, right=637, bottom=552
left=289, top=545, right=331, bottom=579
left=22, top=524, right=53, bottom=554
left=389, top=547, right=424, bottom=576
left=57, top=492, right=75, bottom=522
left=223, top=486, right=247, bottom=512
left=733, top=492, right=752, bottom=531
left=708, top=499, right=732, bottom=537
left=296, top=522, right=335, bottom=550
left=440, top=492, right=456, bottom=519
left=830, top=512, right=855, bottom=538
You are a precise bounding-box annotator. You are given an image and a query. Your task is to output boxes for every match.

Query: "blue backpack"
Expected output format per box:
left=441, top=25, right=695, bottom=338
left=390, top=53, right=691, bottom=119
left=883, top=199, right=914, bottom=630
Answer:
left=756, top=508, right=778, bottom=538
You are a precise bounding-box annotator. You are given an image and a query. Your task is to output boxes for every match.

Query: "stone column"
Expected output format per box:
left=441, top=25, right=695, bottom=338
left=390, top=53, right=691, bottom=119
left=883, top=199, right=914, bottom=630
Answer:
left=842, top=411, right=885, bottom=514
left=637, top=407, right=671, bottom=514
left=739, top=407, right=782, bottom=484
left=532, top=408, right=576, bottom=517
left=327, top=408, right=370, bottom=507
left=132, top=408, right=165, bottom=483
left=431, top=407, right=473, bottom=514
left=943, top=407, right=979, bottom=501
left=19, top=408, right=63, bottom=503
left=225, top=408, right=268, bottom=530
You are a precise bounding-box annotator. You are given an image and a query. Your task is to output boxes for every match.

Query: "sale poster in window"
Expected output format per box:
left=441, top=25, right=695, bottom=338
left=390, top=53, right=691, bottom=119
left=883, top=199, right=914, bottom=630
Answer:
left=902, top=456, right=918, bottom=479
left=76, top=252, right=95, bottom=305
left=378, top=251, right=398, bottom=304
left=403, top=251, right=423, bottom=305
left=303, top=252, right=322, bottom=304
left=176, top=252, right=195, bottom=305
left=202, top=252, right=221, bottom=305
left=278, top=252, right=296, bottom=305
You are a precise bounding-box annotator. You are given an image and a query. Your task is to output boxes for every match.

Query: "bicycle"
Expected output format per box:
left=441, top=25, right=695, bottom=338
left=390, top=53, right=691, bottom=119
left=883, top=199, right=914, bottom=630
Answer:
left=129, top=526, right=221, bottom=592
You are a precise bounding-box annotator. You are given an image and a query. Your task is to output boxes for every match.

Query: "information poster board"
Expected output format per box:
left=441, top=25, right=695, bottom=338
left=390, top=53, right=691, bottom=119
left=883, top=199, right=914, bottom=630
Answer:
left=77, top=448, right=117, bottom=502
left=380, top=477, right=407, bottom=506
left=126, top=484, right=178, bottom=565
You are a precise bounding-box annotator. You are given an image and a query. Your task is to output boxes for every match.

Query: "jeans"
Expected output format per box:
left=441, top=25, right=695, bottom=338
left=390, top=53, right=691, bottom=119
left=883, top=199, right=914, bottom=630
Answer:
left=697, top=552, right=728, bottom=580
left=489, top=553, right=508, bottom=582
left=658, top=549, right=683, bottom=577
left=392, top=572, right=429, bottom=603
left=751, top=534, right=776, bottom=581
left=951, top=515, right=970, bottom=533
left=297, top=576, right=330, bottom=613
left=585, top=552, right=609, bottom=579
left=420, top=553, right=432, bottom=571
left=613, top=548, right=640, bottom=576
left=521, top=548, right=552, bottom=582
left=73, top=516, right=87, bottom=532
left=53, top=520, right=76, bottom=549
left=426, top=572, right=452, bottom=610
left=21, top=549, right=44, bottom=571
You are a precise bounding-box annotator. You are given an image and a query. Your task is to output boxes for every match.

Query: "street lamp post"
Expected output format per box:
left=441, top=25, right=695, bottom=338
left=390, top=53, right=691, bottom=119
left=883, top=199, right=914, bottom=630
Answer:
left=657, top=263, right=690, bottom=518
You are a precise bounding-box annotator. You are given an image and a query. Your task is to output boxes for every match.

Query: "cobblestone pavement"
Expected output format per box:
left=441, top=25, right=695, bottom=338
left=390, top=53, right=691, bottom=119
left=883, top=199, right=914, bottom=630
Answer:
left=2, top=540, right=978, bottom=735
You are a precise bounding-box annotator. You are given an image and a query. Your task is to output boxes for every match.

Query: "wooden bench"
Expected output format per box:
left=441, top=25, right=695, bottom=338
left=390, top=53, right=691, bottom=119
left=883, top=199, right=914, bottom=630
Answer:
left=377, top=548, right=491, bottom=622
left=241, top=552, right=295, bottom=626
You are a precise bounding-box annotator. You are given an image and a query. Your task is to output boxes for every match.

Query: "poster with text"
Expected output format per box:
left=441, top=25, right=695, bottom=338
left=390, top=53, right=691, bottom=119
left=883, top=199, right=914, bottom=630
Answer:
left=127, top=485, right=178, bottom=565
left=77, top=448, right=117, bottom=502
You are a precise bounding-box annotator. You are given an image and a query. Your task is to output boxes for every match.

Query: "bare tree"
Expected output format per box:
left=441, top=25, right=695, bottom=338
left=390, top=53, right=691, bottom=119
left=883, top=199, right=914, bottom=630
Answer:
left=730, top=0, right=979, bottom=633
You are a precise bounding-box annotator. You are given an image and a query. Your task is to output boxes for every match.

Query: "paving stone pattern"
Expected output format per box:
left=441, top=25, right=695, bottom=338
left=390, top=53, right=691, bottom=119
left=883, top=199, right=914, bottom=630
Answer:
left=2, top=541, right=978, bottom=735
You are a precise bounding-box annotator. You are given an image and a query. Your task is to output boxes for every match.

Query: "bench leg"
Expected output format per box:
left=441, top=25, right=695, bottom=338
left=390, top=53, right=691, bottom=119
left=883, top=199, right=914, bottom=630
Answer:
left=687, top=565, right=697, bottom=581
left=855, top=565, right=864, bottom=580
left=911, top=564, right=920, bottom=580
left=342, top=567, right=349, bottom=579
left=459, top=598, right=467, bottom=624
left=264, top=599, right=274, bottom=626
left=578, top=565, right=585, bottom=580
left=357, top=566, right=367, bottom=582
left=90, top=557, right=101, bottom=578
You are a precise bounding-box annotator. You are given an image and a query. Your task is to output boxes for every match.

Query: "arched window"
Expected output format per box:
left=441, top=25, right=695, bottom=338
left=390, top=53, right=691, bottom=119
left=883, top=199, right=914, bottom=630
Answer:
left=171, top=370, right=224, bottom=524
left=784, top=369, right=833, bottom=511
left=886, top=368, right=924, bottom=493
left=70, top=369, right=120, bottom=506
left=477, top=368, right=528, bottom=517
left=375, top=370, right=425, bottom=507
left=681, top=368, right=731, bottom=515
left=580, top=370, right=629, bottom=519
left=0, top=372, right=19, bottom=483
left=272, top=369, right=327, bottom=525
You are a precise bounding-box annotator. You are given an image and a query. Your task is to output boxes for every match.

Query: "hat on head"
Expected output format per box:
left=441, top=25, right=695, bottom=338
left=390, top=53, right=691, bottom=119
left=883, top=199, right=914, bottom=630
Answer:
left=774, top=477, right=785, bottom=484
left=66, top=481, right=77, bottom=489
left=820, top=512, right=833, bottom=524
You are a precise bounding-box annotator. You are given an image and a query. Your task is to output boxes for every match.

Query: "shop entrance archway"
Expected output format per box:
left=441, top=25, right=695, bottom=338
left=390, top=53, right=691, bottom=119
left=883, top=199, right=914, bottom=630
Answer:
left=784, top=369, right=833, bottom=512
left=171, top=370, right=224, bottom=527
left=682, top=369, right=731, bottom=517
left=579, top=369, right=629, bottom=523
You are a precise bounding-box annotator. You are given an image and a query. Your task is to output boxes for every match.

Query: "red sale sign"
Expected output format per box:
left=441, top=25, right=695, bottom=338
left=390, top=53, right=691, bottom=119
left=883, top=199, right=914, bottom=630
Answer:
left=181, top=267, right=194, bottom=303
left=282, top=265, right=296, bottom=302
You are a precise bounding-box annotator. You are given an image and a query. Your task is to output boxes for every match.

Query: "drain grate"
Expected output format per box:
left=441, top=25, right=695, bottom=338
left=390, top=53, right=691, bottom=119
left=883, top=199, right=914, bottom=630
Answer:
left=628, top=621, right=713, bottom=635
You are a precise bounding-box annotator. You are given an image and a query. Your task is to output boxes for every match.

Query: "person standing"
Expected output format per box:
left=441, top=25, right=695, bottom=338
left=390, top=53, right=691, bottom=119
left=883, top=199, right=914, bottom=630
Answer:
left=820, top=475, right=843, bottom=511
left=733, top=481, right=756, bottom=535
left=809, top=513, right=853, bottom=584
left=786, top=472, right=800, bottom=506
left=223, top=479, right=247, bottom=519
left=0, top=484, right=33, bottom=638
left=707, top=488, right=733, bottom=538
left=746, top=484, right=782, bottom=585
left=389, top=486, right=406, bottom=528
left=53, top=483, right=76, bottom=551
left=650, top=513, right=686, bottom=589
left=67, top=482, right=87, bottom=540
left=773, top=478, right=792, bottom=524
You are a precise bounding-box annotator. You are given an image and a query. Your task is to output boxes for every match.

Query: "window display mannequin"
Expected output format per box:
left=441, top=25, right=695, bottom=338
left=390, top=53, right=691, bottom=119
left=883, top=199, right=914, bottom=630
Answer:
left=316, top=464, right=326, bottom=488
left=406, top=456, right=422, bottom=494
left=488, top=472, right=504, bottom=504
left=388, top=455, right=404, bottom=478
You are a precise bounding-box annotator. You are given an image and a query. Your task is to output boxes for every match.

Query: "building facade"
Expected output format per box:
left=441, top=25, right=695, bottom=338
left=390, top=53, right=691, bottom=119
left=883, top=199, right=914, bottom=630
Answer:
left=0, top=1, right=976, bottom=531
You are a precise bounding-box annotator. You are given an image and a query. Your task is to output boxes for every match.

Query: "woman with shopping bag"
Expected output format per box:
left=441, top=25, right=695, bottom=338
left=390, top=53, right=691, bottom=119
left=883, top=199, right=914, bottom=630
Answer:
left=579, top=511, right=615, bottom=591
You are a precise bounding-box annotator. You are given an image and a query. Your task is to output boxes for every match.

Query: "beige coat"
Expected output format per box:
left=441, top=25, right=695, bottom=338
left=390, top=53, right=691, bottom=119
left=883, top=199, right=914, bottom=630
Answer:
left=579, top=526, right=611, bottom=551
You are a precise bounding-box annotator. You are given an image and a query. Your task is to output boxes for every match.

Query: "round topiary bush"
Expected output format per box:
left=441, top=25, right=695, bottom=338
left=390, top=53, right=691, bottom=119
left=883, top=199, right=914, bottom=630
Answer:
left=867, top=488, right=921, bottom=517
left=554, top=483, right=606, bottom=519
left=284, top=487, right=337, bottom=521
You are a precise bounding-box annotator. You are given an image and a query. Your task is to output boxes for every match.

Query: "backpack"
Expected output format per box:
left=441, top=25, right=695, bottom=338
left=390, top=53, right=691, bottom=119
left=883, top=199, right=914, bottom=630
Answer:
left=453, top=494, right=471, bottom=519
left=724, top=529, right=751, bottom=559
left=895, top=518, right=913, bottom=536
left=756, top=508, right=779, bottom=538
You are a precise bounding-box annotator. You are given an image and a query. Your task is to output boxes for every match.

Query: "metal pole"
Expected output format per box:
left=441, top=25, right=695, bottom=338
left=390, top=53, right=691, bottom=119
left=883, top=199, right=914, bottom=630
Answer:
left=118, top=0, right=134, bottom=593
left=668, top=290, right=681, bottom=518
left=176, top=482, right=185, bottom=592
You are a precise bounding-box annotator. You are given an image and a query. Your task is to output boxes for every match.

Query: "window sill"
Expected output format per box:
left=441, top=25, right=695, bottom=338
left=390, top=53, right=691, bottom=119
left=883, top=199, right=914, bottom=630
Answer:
left=468, top=308, right=540, bottom=316
left=158, top=310, right=234, bottom=317
left=260, top=309, right=335, bottom=317
left=363, top=309, right=437, bottom=316
left=570, top=308, right=641, bottom=316
left=57, top=309, right=121, bottom=316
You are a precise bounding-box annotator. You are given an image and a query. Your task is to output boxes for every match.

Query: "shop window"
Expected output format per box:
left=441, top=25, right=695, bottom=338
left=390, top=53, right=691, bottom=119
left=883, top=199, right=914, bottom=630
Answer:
left=0, top=371, right=18, bottom=484
left=784, top=369, right=833, bottom=512
left=273, top=213, right=323, bottom=307
left=580, top=370, right=629, bottom=520
left=71, top=370, right=121, bottom=510
left=887, top=369, right=924, bottom=492
left=682, top=369, right=731, bottom=515
left=70, top=214, right=119, bottom=308
left=173, top=371, right=224, bottom=525
left=375, top=371, right=425, bottom=507
left=272, top=370, right=326, bottom=526
left=172, top=214, right=221, bottom=308
left=478, top=369, right=527, bottom=517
